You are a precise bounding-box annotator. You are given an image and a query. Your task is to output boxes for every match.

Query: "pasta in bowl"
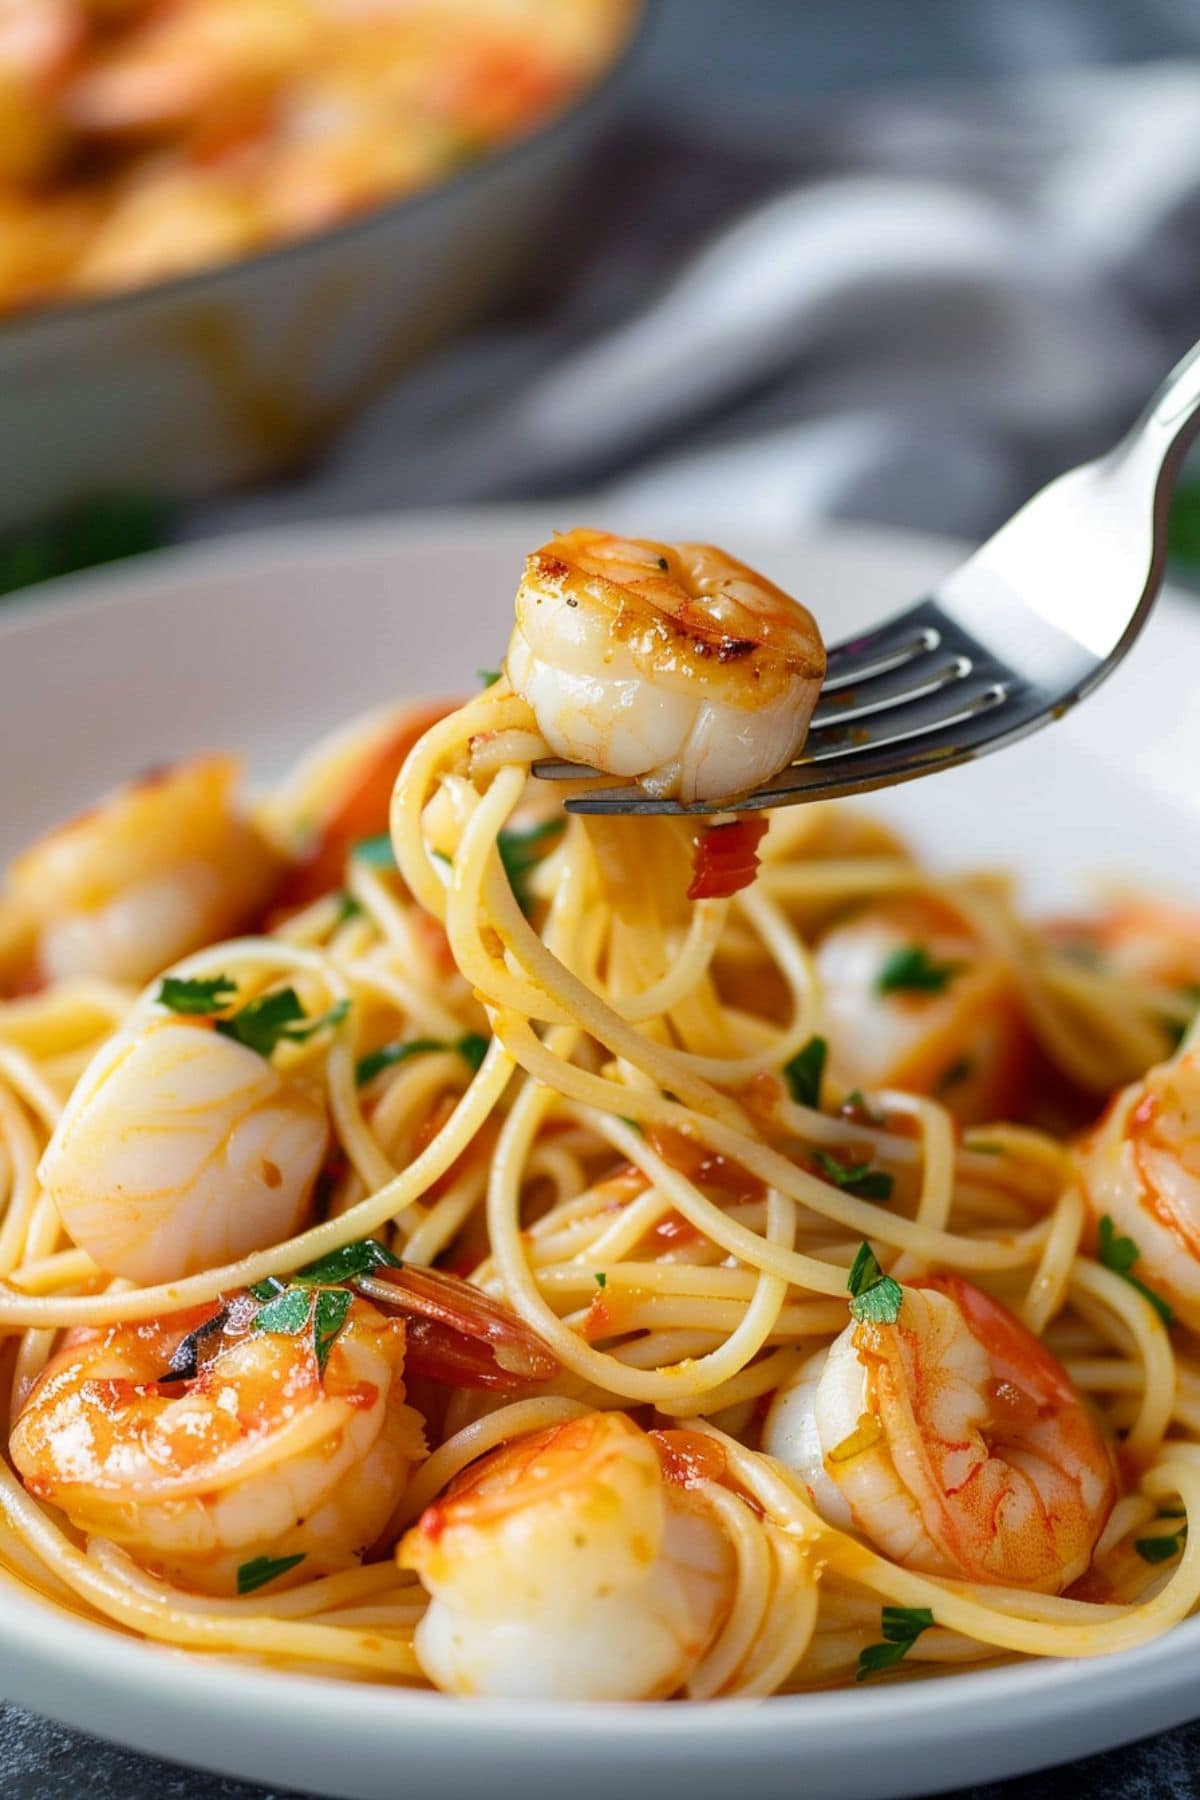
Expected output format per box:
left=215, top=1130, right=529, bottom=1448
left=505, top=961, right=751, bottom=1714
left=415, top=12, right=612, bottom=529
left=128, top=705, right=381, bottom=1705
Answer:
left=0, top=526, right=1198, bottom=1709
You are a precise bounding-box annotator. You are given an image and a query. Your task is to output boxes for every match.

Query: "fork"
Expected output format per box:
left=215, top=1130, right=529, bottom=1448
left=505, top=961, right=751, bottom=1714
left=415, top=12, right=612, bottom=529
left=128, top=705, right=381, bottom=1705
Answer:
left=532, top=338, right=1200, bottom=815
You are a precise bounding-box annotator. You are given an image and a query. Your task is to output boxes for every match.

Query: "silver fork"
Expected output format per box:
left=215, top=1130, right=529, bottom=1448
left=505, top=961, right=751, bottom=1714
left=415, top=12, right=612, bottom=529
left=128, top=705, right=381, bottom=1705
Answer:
left=532, top=339, right=1200, bottom=816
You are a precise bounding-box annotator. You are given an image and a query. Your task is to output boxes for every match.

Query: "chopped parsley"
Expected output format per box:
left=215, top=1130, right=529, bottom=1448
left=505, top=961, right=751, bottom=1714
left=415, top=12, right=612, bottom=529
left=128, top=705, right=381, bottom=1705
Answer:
left=594, top=1272, right=607, bottom=1289
left=841, top=1089, right=884, bottom=1127
left=351, top=833, right=397, bottom=868
left=1097, top=1214, right=1174, bottom=1327
left=1135, top=1525, right=1187, bottom=1565
left=251, top=1282, right=353, bottom=1374
left=158, top=974, right=238, bottom=1015
left=876, top=945, right=962, bottom=996
left=476, top=668, right=503, bottom=688
left=856, top=1606, right=935, bottom=1680
left=498, top=818, right=565, bottom=914
left=237, top=1553, right=306, bottom=1596
left=784, top=1036, right=827, bottom=1109
left=813, top=1150, right=893, bottom=1203
left=313, top=1288, right=353, bottom=1372
left=217, top=989, right=349, bottom=1059
left=249, top=1237, right=402, bottom=1302
left=847, top=1242, right=903, bottom=1324
left=333, top=892, right=363, bottom=926
left=159, top=976, right=349, bottom=1061
left=356, top=1032, right=489, bottom=1086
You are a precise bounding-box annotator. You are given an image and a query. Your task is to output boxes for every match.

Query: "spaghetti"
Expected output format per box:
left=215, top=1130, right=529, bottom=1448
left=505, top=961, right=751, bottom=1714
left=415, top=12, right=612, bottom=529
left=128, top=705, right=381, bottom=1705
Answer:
left=0, top=531, right=1198, bottom=1700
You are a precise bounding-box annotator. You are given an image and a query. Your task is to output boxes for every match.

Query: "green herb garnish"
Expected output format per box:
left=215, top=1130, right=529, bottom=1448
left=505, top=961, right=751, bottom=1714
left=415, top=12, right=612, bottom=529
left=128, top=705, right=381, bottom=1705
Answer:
left=0, top=493, right=174, bottom=600
left=217, top=988, right=348, bottom=1059
left=841, top=1089, right=884, bottom=1126
left=252, top=1286, right=312, bottom=1336
left=313, top=1288, right=353, bottom=1373
left=784, top=1036, right=827, bottom=1109
left=477, top=668, right=502, bottom=687
left=856, top=1606, right=935, bottom=1680
left=497, top=818, right=565, bottom=915
left=295, top=1239, right=402, bottom=1286
left=351, top=833, right=397, bottom=868
left=847, top=1242, right=903, bottom=1324
left=594, top=1272, right=607, bottom=1289
left=333, top=892, right=363, bottom=926
left=236, top=1553, right=306, bottom=1596
left=1135, top=1526, right=1187, bottom=1566
left=876, top=945, right=962, bottom=996
left=157, top=974, right=238, bottom=1015
left=1097, top=1215, right=1174, bottom=1327
left=356, top=1033, right=488, bottom=1086
left=813, top=1150, right=893, bottom=1203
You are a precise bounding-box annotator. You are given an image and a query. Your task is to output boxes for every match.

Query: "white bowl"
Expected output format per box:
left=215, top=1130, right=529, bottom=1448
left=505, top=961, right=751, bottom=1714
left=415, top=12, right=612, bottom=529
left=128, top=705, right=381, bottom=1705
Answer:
left=0, top=513, right=1197, bottom=1800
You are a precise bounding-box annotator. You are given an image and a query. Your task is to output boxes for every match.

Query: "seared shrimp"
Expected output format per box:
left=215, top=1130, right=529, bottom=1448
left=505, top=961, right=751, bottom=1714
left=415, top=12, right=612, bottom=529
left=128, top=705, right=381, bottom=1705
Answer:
left=814, top=898, right=1029, bottom=1123
left=765, top=1273, right=1114, bottom=1592
left=40, top=1016, right=328, bottom=1283
left=7, top=758, right=277, bottom=987
left=506, top=529, right=826, bottom=806
left=11, top=1290, right=423, bottom=1595
left=401, top=1412, right=734, bottom=1699
left=1078, top=1047, right=1200, bottom=1330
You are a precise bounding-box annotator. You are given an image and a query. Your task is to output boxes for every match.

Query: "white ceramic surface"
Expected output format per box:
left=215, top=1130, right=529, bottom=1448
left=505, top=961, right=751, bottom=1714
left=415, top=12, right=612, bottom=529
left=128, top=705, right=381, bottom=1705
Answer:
left=0, top=513, right=1198, bottom=1800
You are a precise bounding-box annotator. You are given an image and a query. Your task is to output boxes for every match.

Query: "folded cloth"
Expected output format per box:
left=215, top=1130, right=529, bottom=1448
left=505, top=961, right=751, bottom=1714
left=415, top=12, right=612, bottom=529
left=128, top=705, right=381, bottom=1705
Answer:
left=200, top=61, right=1200, bottom=544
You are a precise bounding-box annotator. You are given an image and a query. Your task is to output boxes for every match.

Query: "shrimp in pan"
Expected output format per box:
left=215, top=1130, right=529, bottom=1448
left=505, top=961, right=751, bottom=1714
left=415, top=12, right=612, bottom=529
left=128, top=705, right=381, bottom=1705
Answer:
left=401, top=1411, right=735, bottom=1700
left=1077, top=1046, right=1200, bottom=1330
left=765, top=1273, right=1115, bottom=1593
left=10, top=1290, right=424, bottom=1596
left=506, top=529, right=826, bottom=806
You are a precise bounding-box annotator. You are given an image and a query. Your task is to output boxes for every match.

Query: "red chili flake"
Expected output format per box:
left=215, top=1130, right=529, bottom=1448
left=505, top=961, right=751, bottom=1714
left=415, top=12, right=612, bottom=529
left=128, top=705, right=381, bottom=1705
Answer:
left=687, top=818, right=769, bottom=901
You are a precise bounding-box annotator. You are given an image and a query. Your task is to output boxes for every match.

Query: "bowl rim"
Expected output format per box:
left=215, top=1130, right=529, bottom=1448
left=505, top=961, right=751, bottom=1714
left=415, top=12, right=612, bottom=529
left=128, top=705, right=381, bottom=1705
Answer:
left=0, top=0, right=652, bottom=345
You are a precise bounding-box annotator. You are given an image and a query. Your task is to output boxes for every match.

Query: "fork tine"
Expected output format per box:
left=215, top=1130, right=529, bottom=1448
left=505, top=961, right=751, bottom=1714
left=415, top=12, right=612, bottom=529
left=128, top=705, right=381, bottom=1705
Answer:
left=564, top=678, right=1010, bottom=814
left=533, top=621, right=954, bottom=781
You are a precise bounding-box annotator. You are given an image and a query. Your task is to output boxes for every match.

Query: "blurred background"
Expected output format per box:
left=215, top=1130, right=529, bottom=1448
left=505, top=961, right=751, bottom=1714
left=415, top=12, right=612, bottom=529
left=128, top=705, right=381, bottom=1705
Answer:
left=7, top=0, right=1200, bottom=589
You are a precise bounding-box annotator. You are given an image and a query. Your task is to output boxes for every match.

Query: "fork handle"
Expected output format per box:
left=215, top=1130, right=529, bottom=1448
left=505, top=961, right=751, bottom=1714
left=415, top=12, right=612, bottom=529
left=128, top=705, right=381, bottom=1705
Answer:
left=1111, top=335, right=1200, bottom=508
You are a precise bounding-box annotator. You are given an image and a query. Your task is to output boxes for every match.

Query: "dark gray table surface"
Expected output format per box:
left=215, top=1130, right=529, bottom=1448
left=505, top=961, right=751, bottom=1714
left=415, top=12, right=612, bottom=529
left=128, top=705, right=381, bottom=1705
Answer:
left=2, top=1699, right=1199, bottom=1800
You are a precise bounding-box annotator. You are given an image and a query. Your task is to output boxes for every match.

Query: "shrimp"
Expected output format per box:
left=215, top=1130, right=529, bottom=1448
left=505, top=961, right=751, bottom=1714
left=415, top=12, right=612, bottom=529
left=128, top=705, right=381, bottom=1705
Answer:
left=39, top=1016, right=329, bottom=1283
left=6, top=757, right=278, bottom=988
left=764, top=1273, right=1114, bottom=1592
left=1077, top=1046, right=1200, bottom=1330
left=506, top=529, right=826, bottom=807
left=400, top=1411, right=735, bottom=1699
left=10, top=1290, right=423, bottom=1595
left=814, top=897, right=1029, bottom=1123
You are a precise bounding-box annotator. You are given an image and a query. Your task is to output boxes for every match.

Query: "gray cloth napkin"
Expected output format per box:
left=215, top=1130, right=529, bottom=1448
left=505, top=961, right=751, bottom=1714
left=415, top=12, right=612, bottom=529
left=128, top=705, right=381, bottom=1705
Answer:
left=200, top=60, right=1200, bottom=544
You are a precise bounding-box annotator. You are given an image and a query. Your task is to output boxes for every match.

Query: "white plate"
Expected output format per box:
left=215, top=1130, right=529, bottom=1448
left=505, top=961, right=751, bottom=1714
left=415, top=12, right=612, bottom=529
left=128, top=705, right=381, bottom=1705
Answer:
left=1, top=513, right=1198, bottom=1800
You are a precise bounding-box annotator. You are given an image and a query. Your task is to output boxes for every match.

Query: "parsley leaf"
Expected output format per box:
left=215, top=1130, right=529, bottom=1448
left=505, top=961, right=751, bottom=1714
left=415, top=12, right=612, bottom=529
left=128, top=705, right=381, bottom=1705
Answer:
left=217, top=988, right=348, bottom=1059
left=477, top=668, right=503, bottom=687
left=498, top=818, right=564, bottom=915
left=784, top=1036, right=827, bottom=1109
left=841, top=1089, right=884, bottom=1126
left=333, top=892, right=363, bottom=926
left=313, top=1287, right=353, bottom=1373
left=236, top=1553, right=306, bottom=1596
left=293, top=1239, right=402, bottom=1286
left=856, top=1606, right=935, bottom=1680
left=252, top=1287, right=312, bottom=1336
left=594, top=1271, right=607, bottom=1289
left=812, top=1149, right=893, bottom=1202
left=1136, top=1527, right=1187, bottom=1565
left=1097, top=1215, right=1174, bottom=1326
left=356, top=1032, right=488, bottom=1086
left=157, top=974, right=238, bottom=1015
left=876, top=945, right=962, bottom=996
left=352, top=833, right=397, bottom=868
left=847, top=1242, right=903, bottom=1324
